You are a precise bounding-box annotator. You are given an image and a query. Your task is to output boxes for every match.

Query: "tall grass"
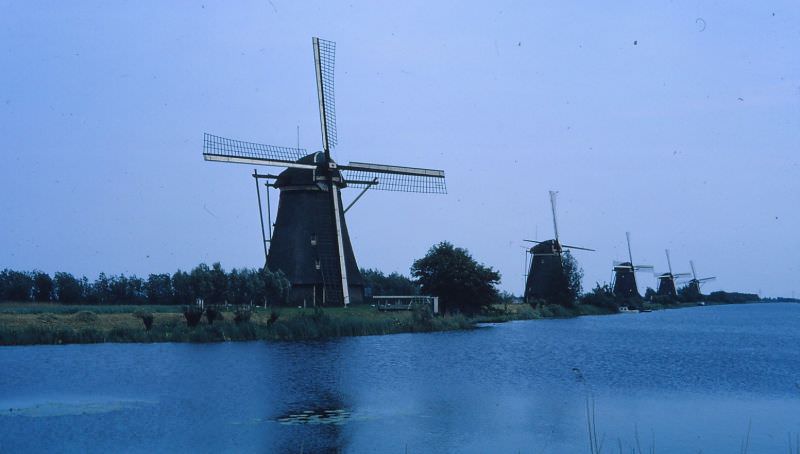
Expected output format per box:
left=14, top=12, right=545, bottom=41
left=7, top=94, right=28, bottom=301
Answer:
left=0, top=305, right=474, bottom=345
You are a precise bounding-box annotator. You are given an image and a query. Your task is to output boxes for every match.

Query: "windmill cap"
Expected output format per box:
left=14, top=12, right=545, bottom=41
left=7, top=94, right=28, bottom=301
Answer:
left=274, top=152, right=344, bottom=189
left=530, top=239, right=560, bottom=254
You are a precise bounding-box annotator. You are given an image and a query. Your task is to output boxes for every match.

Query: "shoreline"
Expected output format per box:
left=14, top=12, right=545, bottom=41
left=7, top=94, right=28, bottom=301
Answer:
left=0, top=300, right=761, bottom=346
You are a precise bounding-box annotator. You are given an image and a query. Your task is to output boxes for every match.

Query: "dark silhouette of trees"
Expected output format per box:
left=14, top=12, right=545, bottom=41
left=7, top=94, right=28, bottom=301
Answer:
left=146, top=274, right=173, bottom=305
left=0, top=269, right=33, bottom=302
left=360, top=268, right=419, bottom=297
left=53, top=272, right=84, bottom=304
left=31, top=271, right=53, bottom=302
left=0, top=263, right=291, bottom=306
left=579, top=283, right=617, bottom=309
left=410, top=241, right=500, bottom=314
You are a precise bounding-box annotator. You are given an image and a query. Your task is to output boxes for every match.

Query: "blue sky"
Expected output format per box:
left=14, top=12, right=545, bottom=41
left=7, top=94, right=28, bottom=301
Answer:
left=1, top=1, right=798, bottom=297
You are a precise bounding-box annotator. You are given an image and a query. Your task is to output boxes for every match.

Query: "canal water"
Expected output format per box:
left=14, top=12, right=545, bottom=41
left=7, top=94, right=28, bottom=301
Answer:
left=1, top=303, right=799, bottom=453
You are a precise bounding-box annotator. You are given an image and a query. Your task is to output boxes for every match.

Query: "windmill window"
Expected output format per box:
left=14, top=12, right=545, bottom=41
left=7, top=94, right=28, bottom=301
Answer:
left=315, top=259, right=321, bottom=270
left=310, top=234, right=317, bottom=246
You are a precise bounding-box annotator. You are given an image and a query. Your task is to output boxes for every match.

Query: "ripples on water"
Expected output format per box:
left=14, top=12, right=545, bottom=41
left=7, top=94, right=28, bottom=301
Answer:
left=1, top=303, right=799, bottom=452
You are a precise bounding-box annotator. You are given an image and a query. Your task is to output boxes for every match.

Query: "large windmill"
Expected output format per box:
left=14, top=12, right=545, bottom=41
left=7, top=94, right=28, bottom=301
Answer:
left=686, top=260, right=716, bottom=296
left=611, top=232, right=653, bottom=298
left=203, top=37, right=447, bottom=307
left=655, top=249, right=691, bottom=298
left=523, top=191, right=594, bottom=304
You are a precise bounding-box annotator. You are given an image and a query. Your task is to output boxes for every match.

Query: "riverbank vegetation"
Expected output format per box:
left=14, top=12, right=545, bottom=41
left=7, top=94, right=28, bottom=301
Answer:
left=0, top=241, right=769, bottom=346
left=0, top=304, right=476, bottom=346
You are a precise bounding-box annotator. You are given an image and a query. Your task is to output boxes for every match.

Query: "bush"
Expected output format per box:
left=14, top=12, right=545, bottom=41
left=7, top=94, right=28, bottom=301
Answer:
left=183, top=306, right=203, bottom=327
left=205, top=307, right=220, bottom=325
left=133, top=311, right=154, bottom=330
left=578, top=283, right=618, bottom=310
left=411, top=302, right=434, bottom=330
left=234, top=307, right=252, bottom=324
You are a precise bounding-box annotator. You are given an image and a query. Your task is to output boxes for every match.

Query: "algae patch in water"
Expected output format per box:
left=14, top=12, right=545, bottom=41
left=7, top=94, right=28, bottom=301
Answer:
left=275, top=408, right=351, bottom=426
left=3, top=399, right=155, bottom=417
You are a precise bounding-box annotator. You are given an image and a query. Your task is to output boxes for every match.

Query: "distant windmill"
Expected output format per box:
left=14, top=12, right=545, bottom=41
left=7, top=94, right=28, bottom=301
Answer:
left=655, top=249, right=691, bottom=298
left=523, top=191, right=594, bottom=303
left=687, top=260, right=716, bottom=296
left=203, top=37, right=447, bottom=307
left=611, top=232, right=653, bottom=298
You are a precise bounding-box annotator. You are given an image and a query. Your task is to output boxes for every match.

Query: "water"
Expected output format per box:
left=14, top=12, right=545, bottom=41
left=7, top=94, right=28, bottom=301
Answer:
left=1, top=303, right=799, bottom=453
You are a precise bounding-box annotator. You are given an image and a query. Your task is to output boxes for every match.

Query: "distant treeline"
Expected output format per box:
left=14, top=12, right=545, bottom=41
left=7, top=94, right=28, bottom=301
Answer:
left=0, top=265, right=432, bottom=306
left=0, top=265, right=290, bottom=306
left=761, top=296, right=799, bottom=303
left=704, top=291, right=761, bottom=304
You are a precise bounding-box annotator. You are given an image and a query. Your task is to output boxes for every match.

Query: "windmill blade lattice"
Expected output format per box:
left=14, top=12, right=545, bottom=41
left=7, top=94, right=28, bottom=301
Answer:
left=314, top=37, right=337, bottom=150
left=203, top=133, right=307, bottom=164
left=342, top=163, right=447, bottom=194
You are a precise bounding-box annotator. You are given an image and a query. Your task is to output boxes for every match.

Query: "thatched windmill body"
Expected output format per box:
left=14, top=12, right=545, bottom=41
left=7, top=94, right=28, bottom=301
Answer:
left=523, top=191, right=594, bottom=303
left=611, top=232, right=653, bottom=298
left=655, top=249, right=690, bottom=298
left=203, top=38, right=447, bottom=307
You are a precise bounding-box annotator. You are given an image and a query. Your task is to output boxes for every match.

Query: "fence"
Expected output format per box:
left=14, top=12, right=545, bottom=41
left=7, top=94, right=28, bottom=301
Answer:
left=372, top=295, right=439, bottom=314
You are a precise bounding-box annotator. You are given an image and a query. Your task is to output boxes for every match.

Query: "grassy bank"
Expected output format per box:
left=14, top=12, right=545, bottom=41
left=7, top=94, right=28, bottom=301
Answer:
left=0, top=300, right=704, bottom=346
left=0, top=304, right=479, bottom=346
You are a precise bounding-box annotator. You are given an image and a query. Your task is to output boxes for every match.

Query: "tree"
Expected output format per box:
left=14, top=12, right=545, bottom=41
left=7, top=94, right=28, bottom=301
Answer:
left=360, top=268, right=419, bottom=297
left=644, top=287, right=656, bottom=301
left=190, top=264, right=213, bottom=302
left=579, top=283, right=617, bottom=309
left=209, top=262, right=228, bottom=304
left=146, top=273, right=173, bottom=305
left=0, top=269, right=33, bottom=302
left=88, top=272, right=112, bottom=304
left=53, top=272, right=84, bottom=303
left=262, top=268, right=290, bottom=306
left=172, top=270, right=194, bottom=305
left=410, top=241, right=500, bottom=314
left=31, top=271, right=53, bottom=302
left=551, top=251, right=583, bottom=307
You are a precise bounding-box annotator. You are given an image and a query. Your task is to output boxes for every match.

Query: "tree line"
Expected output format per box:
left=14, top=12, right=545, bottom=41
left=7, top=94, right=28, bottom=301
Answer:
left=1, top=240, right=759, bottom=313
left=0, top=264, right=290, bottom=306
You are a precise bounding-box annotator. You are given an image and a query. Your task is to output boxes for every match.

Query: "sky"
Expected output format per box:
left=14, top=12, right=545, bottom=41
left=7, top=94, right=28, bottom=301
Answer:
left=1, top=1, right=798, bottom=297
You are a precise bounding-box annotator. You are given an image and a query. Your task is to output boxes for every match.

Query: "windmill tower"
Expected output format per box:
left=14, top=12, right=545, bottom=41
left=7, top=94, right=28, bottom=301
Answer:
left=523, top=191, right=594, bottom=304
left=687, top=260, right=716, bottom=296
left=655, top=249, right=690, bottom=298
left=203, top=37, right=447, bottom=307
left=611, top=232, right=653, bottom=298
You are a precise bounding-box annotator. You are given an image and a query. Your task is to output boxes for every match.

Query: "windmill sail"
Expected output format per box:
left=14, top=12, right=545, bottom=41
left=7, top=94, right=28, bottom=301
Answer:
left=313, top=37, right=337, bottom=153
left=203, top=133, right=311, bottom=168
left=341, top=162, right=447, bottom=193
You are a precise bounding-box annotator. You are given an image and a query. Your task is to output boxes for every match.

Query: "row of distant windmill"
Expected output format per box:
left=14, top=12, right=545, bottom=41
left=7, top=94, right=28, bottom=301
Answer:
left=202, top=37, right=714, bottom=307
left=523, top=191, right=715, bottom=303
